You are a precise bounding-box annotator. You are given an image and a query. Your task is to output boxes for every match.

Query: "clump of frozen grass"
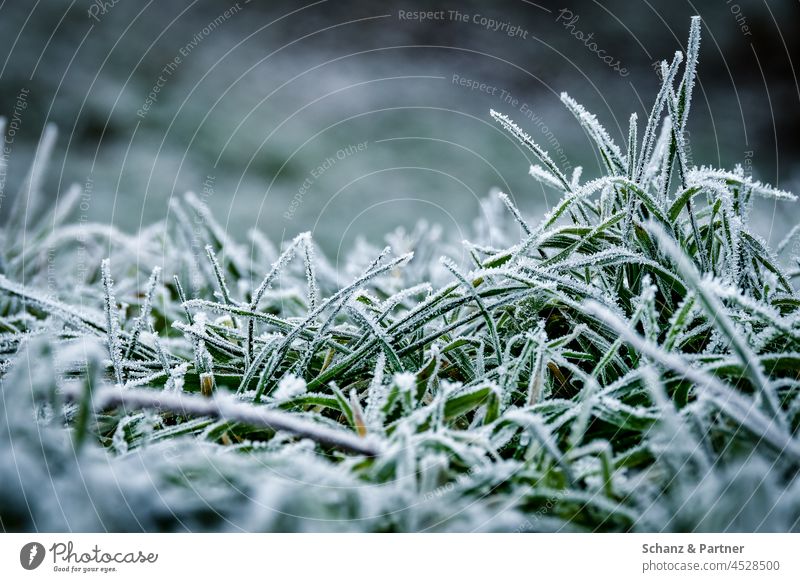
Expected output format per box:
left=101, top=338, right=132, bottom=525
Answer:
left=2, top=17, right=800, bottom=532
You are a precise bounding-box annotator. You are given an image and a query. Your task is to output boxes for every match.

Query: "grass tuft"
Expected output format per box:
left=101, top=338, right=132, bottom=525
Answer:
left=1, top=18, right=799, bottom=532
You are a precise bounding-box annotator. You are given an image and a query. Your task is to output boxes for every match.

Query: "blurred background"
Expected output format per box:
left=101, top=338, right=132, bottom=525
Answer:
left=0, top=0, right=797, bottom=257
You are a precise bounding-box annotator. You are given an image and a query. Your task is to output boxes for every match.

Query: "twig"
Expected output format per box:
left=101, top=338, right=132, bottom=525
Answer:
left=63, top=384, right=381, bottom=457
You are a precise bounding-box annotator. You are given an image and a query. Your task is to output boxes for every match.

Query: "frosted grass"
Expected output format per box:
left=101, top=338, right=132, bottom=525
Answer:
left=1, top=18, right=799, bottom=532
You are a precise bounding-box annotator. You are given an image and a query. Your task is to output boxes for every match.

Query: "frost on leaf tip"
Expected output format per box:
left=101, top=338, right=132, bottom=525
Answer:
left=274, top=375, right=307, bottom=401
left=101, top=258, right=124, bottom=386
left=490, top=109, right=572, bottom=192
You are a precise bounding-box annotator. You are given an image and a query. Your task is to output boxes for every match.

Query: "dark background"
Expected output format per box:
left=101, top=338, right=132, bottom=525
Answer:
left=1, top=0, right=797, bottom=253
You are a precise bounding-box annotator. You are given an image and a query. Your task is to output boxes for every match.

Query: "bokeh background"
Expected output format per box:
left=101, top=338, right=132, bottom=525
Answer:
left=1, top=0, right=798, bottom=257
